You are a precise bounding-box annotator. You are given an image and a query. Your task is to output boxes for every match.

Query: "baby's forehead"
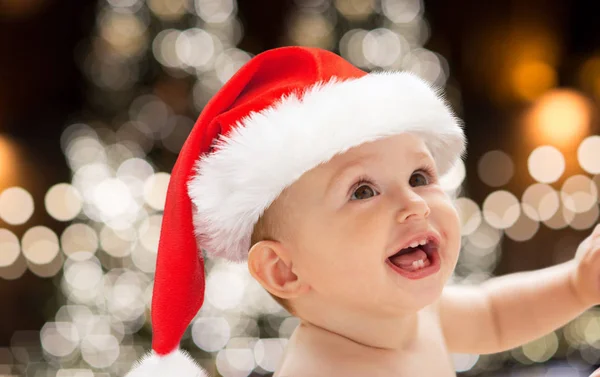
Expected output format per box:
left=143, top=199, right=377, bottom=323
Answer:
left=285, top=134, right=435, bottom=194
left=327, top=134, right=434, bottom=168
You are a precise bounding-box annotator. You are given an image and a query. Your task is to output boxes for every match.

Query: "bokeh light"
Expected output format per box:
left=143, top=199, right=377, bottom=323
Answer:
left=478, top=150, right=514, bottom=187
left=505, top=205, right=540, bottom=242
left=521, top=332, right=560, bottom=363
left=454, top=197, right=482, bottom=236
left=60, top=224, right=99, bottom=261
left=560, top=175, right=598, bottom=214
left=578, top=135, right=600, bottom=174
left=143, top=172, right=170, bottom=211
left=381, top=0, right=423, bottom=23
left=45, top=184, right=83, bottom=222
left=451, top=353, right=480, bottom=373
left=511, top=60, right=557, bottom=101
left=21, top=226, right=60, bottom=265
left=527, top=146, right=565, bottom=184
left=253, top=339, right=286, bottom=372
left=0, top=187, right=34, bottom=225
left=522, top=183, right=561, bottom=221
left=192, top=318, right=231, bottom=352
left=526, top=90, right=591, bottom=148
left=206, top=266, right=247, bottom=311
left=335, top=0, right=375, bottom=21
left=148, top=0, right=187, bottom=21
left=482, top=190, right=521, bottom=229
left=543, top=202, right=576, bottom=230
left=0, top=229, right=20, bottom=268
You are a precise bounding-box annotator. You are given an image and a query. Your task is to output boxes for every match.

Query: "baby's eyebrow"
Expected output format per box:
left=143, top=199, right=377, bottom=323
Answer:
left=324, top=159, right=368, bottom=196
left=413, top=150, right=435, bottom=164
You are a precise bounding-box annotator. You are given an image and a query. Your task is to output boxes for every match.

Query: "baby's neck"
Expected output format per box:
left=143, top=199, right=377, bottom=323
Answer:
left=297, top=309, right=421, bottom=352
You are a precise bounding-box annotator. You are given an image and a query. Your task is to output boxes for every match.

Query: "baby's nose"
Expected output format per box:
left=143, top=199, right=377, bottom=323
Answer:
left=395, top=194, right=430, bottom=223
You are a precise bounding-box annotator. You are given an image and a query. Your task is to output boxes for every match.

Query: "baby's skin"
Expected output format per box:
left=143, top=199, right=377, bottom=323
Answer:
left=247, top=134, right=600, bottom=377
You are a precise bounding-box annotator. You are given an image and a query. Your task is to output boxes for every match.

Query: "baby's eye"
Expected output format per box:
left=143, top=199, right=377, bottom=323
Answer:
left=351, top=184, right=379, bottom=201
left=409, top=172, right=429, bottom=187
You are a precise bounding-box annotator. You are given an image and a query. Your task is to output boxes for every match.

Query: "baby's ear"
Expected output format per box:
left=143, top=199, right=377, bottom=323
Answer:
left=247, top=240, right=310, bottom=299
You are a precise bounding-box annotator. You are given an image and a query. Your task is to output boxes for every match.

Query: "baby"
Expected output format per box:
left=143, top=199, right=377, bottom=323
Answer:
left=252, top=132, right=600, bottom=376
left=126, top=47, right=600, bottom=377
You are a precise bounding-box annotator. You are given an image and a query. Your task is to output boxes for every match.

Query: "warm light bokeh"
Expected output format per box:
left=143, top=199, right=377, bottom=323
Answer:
left=511, top=60, right=557, bottom=101
left=526, top=89, right=591, bottom=149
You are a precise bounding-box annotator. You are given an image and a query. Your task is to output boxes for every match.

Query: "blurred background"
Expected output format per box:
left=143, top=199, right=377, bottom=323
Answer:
left=1, top=0, right=600, bottom=375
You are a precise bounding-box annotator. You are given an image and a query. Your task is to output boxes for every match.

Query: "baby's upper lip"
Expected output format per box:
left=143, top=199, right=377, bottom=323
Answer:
left=386, top=231, right=441, bottom=259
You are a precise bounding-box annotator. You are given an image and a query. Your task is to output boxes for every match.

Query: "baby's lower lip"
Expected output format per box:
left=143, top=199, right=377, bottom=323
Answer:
left=386, top=249, right=441, bottom=280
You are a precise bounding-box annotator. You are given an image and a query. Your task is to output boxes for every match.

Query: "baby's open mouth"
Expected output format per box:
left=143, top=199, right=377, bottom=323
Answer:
left=388, top=238, right=438, bottom=272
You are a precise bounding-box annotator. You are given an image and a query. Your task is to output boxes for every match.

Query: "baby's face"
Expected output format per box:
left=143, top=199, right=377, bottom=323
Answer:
left=279, top=133, right=461, bottom=315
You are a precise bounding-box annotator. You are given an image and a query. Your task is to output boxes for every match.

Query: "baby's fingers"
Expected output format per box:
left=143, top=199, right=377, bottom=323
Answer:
left=590, top=367, right=600, bottom=377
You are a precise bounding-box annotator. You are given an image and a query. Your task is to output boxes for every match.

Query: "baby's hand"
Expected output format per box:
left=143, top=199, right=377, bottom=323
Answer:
left=572, top=224, right=600, bottom=307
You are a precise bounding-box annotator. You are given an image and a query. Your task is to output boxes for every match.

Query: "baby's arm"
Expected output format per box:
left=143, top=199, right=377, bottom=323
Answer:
left=439, top=226, right=600, bottom=355
left=439, top=261, right=587, bottom=354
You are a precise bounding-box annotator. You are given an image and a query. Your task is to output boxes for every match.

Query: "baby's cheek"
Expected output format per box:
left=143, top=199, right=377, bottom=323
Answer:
left=433, top=198, right=462, bottom=247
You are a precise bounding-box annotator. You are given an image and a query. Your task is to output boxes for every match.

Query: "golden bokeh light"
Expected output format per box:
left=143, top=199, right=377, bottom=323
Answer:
left=99, top=11, right=148, bottom=58
left=148, top=0, right=187, bottom=21
left=527, top=146, right=565, bottom=184
left=526, top=90, right=591, bottom=148
left=0, top=135, right=20, bottom=185
left=578, top=56, right=600, bottom=100
left=334, top=0, right=375, bottom=21
left=287, top=12, right=335, bottom=50
left=511, top=60, right=557, bottom=101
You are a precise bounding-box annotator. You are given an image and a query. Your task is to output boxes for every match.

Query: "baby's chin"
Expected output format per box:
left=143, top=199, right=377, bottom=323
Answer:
left=383, top=271, right=449, bottom=310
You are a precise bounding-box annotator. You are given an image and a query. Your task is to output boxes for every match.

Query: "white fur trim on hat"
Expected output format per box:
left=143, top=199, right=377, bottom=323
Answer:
left=189, top=72, right=465, bottom=262
left=125, top=349, right=208, bottom=377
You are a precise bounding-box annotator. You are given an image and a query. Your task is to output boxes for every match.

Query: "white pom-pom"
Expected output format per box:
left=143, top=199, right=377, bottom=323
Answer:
left=126, top=349, right=209, bottom=377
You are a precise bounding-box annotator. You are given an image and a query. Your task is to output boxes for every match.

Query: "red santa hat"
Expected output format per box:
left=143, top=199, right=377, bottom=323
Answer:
left=126, top=46, right=465, bottom=376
